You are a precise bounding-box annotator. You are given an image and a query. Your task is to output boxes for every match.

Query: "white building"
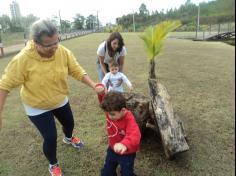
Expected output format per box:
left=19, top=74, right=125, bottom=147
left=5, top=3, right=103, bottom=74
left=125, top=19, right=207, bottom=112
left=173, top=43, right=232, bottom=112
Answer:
left=10, top=1, right=22, bottom=26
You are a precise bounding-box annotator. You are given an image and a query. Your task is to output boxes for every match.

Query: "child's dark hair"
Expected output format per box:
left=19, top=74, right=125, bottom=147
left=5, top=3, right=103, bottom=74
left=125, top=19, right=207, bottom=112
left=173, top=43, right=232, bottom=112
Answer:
left=108, top=60, right=119, bottom=68
left=100, top=91, right=126, bottom=112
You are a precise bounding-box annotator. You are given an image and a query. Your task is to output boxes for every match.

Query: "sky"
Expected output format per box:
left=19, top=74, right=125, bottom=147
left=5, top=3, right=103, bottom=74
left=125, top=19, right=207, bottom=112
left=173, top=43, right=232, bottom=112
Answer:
left=0, top=0, right=210, bottom=25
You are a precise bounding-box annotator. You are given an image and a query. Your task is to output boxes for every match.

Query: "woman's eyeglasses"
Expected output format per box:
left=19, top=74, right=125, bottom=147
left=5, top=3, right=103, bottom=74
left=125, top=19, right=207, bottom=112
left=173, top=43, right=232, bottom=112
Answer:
left=39, top=40, right=59, bottom=50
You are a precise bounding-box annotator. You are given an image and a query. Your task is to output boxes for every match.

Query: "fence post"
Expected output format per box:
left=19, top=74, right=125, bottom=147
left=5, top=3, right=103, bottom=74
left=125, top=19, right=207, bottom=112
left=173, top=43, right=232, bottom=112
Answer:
left=24, top=33, right=27, bottom=46
left=0, top=43, right=4, bottom=57
left=0, top=35, right=3, bottom=57
left=209, top=24, right=211, bottom=35
left=218, top=24, right=221, bottom=35
left=0, top=26, right=4, bottom=57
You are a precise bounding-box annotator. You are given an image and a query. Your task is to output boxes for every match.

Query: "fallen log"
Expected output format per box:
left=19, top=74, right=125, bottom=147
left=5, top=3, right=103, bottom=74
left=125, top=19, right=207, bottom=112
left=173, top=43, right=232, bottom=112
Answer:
left=148, top=79, right=189, bottom=159
left=121, top=81, right=189, bottom=159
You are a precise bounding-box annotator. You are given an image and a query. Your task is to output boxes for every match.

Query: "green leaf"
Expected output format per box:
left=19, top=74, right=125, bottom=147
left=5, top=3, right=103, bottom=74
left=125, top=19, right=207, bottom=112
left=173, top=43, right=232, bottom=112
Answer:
left=139, top=20, right=181, bottom=61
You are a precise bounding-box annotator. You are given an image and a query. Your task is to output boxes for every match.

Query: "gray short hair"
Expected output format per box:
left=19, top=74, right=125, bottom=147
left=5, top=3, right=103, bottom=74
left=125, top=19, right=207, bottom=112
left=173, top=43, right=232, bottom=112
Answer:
left=30, top=19, right=58, bottom=43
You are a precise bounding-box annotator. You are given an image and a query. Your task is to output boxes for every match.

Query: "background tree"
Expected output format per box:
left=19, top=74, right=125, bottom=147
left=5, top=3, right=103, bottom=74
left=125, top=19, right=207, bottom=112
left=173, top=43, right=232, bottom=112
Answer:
left=116, top=0, right=235, bottom=32
left=0, top=15, right=11, bottom=32
left=73, top=14, right=85, bottom=30
left=61, top=20, right=71, bottom=33
left=139, top=3, right=149, bottom=16
left=21, top=14, right=39, bottom=33
left=85, top=15, right=97, bottom=30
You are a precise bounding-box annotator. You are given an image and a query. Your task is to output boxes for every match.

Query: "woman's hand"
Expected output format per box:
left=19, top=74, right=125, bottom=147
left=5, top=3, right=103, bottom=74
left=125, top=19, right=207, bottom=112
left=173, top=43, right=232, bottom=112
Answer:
left=95, top=84, right=106, bottom=94
left=81, top=75, right=106, bottom=96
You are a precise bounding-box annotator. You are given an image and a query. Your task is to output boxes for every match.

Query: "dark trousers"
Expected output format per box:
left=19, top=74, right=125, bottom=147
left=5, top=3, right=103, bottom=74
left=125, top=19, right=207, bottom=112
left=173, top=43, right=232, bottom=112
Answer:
left=101, top=148, right=137, bottom=176
left=28, top=102, right=74, bottom=165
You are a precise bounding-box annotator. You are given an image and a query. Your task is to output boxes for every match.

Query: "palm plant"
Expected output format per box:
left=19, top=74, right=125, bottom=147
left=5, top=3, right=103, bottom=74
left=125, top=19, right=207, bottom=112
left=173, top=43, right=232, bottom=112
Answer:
left=139, top=21, right=189, bottom=159
left=140, top=20, right=181, bottom=79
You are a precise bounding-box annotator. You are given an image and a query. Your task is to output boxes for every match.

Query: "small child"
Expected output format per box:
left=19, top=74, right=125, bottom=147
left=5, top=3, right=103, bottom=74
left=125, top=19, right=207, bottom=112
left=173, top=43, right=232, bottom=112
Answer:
left=98, top=90, right=141, bottom=176
left=102, top=61, right=133, bottom=92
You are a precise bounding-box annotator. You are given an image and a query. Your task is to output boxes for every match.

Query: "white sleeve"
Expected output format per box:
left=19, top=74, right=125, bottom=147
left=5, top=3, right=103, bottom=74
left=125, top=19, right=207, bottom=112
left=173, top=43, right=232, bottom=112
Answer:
left=97, top=41, right=106, bottom=56
left=120, top=73, right=132, bottom=87
left=102, top=73, right=110, bottom=86
left=120, top=46, right=127, bottom=56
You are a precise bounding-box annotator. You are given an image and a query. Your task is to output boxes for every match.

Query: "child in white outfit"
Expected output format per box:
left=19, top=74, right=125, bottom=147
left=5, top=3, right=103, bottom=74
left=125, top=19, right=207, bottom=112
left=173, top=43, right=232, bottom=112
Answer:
left=102, top=61, right=133, bottom=92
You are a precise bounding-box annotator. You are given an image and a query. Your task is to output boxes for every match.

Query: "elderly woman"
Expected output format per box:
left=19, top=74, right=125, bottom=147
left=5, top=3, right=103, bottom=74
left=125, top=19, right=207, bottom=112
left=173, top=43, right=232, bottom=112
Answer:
left=0, top=19, right=103, bottom=176
left=96, top=32, right=127, bottom=81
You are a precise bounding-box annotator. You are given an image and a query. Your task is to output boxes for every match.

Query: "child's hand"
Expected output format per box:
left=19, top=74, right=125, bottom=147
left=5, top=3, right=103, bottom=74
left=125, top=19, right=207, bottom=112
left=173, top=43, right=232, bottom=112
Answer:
left=129, top=86, right=134, bottom=92
left=114, top=143, right=127, bottom=154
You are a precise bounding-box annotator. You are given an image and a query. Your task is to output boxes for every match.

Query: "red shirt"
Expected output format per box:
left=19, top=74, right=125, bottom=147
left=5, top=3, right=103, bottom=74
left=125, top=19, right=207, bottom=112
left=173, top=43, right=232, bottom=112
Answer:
left=105, top=110, right=141, bottom=155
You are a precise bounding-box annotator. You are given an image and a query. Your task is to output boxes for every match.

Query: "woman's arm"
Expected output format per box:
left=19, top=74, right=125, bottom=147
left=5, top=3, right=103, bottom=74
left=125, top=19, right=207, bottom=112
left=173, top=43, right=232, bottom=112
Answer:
left=98, top=56, right=108, bottom=75
left=66, top=51, right=104, bottom=93
left=0, top=89, right=9, bottom=131
left=119, top=56, right=125, bottom=72
left=81, top=74, right=104, bottom=93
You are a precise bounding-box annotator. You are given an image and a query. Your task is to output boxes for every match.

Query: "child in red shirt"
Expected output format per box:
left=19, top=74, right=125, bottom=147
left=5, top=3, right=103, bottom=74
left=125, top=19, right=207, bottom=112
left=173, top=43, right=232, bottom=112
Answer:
left=98, top=89, right=141, bottom=176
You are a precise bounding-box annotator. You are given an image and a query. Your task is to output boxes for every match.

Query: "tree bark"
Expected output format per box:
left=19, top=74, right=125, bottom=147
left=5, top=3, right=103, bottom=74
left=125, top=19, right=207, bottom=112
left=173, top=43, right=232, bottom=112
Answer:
left=122, top=90, right=189, bottom=159
left=148, top=78, right=189, bottom=159
left=123, top=92, right=152, bottom=132
left=149, top=59, right=156, bottom=79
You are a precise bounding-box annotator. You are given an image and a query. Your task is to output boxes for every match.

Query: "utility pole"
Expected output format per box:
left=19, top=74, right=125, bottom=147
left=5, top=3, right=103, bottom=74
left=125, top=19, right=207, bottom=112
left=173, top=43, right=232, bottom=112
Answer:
left=133, top=11, right=136, bottom=32
left=0, top=24, right=4, bottom=57
left=195, top=4, right=200, bottom=39
left=93, top=18, right=95, bottom=31
left=97, top=11, right=99, bottom=31
left=59, top=10, right=63, bottom=33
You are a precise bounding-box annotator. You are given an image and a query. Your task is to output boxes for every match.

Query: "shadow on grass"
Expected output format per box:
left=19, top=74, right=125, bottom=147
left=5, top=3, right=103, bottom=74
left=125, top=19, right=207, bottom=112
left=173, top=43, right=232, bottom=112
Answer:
left=137, top=127, right=191, bottom=176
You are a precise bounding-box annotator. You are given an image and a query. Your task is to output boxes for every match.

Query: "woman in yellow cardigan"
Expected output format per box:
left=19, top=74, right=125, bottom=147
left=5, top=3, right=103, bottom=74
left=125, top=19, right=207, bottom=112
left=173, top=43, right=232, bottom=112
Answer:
left=0, top=19, right=104, bottom=176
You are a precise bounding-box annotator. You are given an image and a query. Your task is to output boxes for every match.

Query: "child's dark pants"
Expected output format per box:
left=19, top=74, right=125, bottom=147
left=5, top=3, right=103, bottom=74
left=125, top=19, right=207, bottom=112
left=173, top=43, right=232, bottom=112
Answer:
left=101, top=147, right=137, bottom=176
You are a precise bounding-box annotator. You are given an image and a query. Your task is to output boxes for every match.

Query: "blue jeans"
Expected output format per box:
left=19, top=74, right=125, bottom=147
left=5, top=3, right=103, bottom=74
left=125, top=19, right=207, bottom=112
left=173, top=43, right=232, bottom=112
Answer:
left=101, top=148, right=137, bottom=176
left=96, top=60, right=106, bottom=82
left=96, top=58, right=123, bottom=82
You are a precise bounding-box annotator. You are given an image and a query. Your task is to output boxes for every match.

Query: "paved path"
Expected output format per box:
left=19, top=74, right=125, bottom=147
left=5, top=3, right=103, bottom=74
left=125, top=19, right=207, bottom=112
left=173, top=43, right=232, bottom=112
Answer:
left=3, top=43, right=25, bottom=56
left=0, top=30, right=95, bottom=58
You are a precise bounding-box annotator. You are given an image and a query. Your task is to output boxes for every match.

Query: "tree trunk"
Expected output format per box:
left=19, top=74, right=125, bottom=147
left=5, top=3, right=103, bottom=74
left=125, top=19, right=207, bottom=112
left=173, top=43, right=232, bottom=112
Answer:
left=149, top=59, right=156, bottom=79
left=148, top=78, right=189, bottom=159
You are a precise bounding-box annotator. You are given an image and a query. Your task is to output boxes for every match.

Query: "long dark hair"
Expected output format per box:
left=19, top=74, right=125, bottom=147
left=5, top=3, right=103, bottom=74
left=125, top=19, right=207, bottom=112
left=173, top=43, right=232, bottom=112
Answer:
left=106, top=32, right=124, bottom=57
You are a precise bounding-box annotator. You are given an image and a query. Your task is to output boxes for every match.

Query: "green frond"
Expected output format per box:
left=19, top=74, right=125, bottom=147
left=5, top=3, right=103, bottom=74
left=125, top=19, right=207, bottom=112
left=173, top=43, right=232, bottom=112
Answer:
left=139, top=20, right=181, bottom=61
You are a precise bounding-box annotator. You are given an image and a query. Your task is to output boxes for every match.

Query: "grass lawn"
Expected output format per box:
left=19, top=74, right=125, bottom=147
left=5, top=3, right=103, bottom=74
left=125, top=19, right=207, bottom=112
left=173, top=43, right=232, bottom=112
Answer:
left=0, top=33, right=235, bottom=176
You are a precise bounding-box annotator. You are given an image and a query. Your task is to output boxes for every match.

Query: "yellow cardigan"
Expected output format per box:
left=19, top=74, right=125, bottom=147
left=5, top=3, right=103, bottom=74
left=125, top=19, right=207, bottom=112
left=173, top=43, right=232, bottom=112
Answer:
left=0, top=40, right=86, bottom=109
